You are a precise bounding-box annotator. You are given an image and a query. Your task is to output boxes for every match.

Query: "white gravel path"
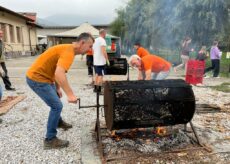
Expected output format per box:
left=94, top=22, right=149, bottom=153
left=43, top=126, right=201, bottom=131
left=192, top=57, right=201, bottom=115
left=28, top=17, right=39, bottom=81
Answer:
left=0, top=56, right=229, bottom=163
left=0, top=84, right=97, bottom=163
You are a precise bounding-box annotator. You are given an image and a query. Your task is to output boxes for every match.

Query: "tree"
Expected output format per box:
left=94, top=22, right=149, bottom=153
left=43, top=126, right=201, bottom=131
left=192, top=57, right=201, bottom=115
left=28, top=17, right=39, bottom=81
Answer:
left=110, top=0, right=230, bottom=52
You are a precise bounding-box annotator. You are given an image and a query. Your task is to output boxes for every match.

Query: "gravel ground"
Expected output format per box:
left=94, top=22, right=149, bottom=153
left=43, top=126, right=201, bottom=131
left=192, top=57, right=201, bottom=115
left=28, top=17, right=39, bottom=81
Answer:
left=0, top=55, right=229, bottom=163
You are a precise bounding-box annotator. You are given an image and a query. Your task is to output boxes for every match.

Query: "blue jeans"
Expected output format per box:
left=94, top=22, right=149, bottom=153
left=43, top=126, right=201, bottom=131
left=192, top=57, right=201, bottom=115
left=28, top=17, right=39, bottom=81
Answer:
left=205, top=59, right=220, bottom=77
left=26, top=77, right=63, bottom=140
left=151, top=69, right=171, bottom=80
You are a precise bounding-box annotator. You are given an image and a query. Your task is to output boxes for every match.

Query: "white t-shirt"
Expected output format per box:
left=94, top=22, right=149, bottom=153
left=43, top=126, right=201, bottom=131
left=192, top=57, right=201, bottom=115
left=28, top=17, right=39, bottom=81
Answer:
left=93, top=36, right=107, bottom=66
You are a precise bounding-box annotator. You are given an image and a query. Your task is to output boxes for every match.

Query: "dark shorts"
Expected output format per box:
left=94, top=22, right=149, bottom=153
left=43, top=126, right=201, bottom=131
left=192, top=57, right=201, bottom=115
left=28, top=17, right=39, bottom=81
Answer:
left=94, top=65, right=105, bottom=76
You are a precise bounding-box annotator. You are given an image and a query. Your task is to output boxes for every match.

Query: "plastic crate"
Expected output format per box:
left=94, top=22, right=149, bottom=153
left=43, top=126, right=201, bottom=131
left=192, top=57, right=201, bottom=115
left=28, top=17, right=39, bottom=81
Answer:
left=186, top=60, right=205, bottom=84
left=187, top=68, right=204, bottom=77
left=185, top=75, right=203, bottom=85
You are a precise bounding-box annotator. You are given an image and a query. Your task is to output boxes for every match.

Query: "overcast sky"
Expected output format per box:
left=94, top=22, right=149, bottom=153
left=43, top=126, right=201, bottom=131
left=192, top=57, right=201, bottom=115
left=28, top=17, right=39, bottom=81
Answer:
left=0, top=0, right=128, bottom=21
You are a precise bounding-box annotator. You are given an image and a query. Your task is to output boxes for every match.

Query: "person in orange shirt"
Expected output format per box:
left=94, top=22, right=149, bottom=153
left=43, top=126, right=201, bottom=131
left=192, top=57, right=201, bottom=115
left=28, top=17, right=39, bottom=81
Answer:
left=111, top=41, right=116, bottom=52
left=133, top=42, right=150, bottom=58
left=26, top=33, right=94, bottom=149
left=86, top=48, right=94, bottom=76
left=129, top=54, right=171, bottom=80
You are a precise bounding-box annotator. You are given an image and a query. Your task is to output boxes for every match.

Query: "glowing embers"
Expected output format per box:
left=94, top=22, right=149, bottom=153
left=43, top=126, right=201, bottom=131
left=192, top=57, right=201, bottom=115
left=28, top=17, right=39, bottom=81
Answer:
left=156, top=127, right=167, bottom=136
left=109, top=126, right=176, bottom=141
left=103, top=126, right=191, bottom=154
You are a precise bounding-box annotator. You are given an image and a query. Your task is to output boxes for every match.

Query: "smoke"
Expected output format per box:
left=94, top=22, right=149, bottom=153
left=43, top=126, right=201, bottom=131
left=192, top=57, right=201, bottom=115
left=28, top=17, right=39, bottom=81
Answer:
left=119, top=0, right=230, bottom=54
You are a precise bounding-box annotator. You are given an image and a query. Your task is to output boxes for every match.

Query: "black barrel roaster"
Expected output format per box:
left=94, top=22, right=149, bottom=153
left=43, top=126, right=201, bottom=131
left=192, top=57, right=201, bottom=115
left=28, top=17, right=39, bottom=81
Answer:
left=104, top=79, right=196, bottom=130
left=105, top=58, right=128, bottom=75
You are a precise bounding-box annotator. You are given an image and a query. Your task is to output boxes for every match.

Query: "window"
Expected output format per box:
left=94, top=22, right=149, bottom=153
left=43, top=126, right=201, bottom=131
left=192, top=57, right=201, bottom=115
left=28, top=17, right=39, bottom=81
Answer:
left=9, top=24, right=15, bottom=43
left=16, top=26, right=21, bottom=43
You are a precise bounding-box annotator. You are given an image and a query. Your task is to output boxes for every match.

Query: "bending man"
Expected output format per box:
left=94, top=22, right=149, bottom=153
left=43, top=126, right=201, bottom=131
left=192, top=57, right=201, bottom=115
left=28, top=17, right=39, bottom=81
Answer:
left=129, top=54, right=171, bottom=80
left=26, top=33, right=94, bottom=149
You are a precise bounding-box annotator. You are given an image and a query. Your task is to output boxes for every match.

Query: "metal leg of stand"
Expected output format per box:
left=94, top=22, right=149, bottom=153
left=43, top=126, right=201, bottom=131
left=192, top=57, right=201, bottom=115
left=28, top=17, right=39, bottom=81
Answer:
left=95, top=91, right=104, bottom=158
left=127, top=65, right=130, bottom=81
left=189, top=121, right=201, bottom=145
left=184, top=124, right=187, bottom=131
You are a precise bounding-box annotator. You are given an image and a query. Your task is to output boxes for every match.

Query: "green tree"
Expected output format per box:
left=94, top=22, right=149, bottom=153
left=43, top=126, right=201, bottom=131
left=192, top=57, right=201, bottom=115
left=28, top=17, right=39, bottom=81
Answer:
left=110, top=0, right=230, bottom=52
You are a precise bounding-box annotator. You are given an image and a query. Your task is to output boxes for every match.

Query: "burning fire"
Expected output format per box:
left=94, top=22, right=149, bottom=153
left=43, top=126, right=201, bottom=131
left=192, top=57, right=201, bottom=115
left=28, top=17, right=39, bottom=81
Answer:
left=156, top=127, right=167, bottom=136
left=110, top=130, right=122, bottom=141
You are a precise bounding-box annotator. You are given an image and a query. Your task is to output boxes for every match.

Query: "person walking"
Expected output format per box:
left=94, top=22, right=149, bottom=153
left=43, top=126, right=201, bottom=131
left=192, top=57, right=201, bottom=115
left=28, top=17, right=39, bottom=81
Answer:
left=26, top=33, right=94, bottom=149
left=196, top=46, right=209, bottom=61
left=205, top=41, right=222, bottom=78
left=0, top=29, right=15, bottom=91
left=93, top=29, right=110, bottom=92
left=174, top=36, right=193, bottom=73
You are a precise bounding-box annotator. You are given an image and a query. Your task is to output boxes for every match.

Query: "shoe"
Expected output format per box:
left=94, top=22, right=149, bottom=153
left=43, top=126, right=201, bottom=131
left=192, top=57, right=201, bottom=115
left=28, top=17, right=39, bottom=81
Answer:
left=93, top=85, right=101, bottom=93
left=213, top=76, right=220, bottom=78
left=44, top=137, right=69, bottom=150
left=6, top=87, right=16, bottom=91
left=58, top=120, right=72, bottom=131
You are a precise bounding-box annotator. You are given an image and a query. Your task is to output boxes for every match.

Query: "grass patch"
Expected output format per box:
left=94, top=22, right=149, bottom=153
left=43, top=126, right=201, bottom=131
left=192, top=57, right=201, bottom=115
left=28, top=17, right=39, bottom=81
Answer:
left=210, top=82, right=230, bottom=93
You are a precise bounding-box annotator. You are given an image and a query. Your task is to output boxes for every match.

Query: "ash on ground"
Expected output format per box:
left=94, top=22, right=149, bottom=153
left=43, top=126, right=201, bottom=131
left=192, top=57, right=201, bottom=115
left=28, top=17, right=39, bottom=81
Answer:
left=102, top=128, right=191, bottom=155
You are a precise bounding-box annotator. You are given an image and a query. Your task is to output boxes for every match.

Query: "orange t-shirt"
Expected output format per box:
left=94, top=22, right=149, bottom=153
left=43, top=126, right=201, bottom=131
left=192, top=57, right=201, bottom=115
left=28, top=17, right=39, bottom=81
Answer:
left=86, top=49, right=93, bottom=56
left=136, top=47, right=150, bottom=58
left=111, top=42, right=116, bottom=51
left=141, top=55, right=171, bottom=73
left=26, top=44, right=75, bottom=83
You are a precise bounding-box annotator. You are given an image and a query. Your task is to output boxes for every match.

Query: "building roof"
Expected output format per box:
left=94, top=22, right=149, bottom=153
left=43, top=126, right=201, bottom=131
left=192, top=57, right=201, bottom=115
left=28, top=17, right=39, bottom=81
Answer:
left=48, top=22, right=118, bottom=38
left=19, top=12, right=37, bottom=22
left=40, top=24, right=109, bottom=29
left=0, top=6, right=42, bottom=28
left=0, top=6, right=34, bottom=21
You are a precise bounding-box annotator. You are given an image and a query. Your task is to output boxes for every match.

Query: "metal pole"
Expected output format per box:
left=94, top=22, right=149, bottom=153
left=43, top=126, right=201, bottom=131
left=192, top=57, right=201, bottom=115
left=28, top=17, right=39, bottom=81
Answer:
left=95, top=90, right=103, bottom=158
left=190, top=121, right=201, bottom=145
left=127, top=64, right=130, bottom=81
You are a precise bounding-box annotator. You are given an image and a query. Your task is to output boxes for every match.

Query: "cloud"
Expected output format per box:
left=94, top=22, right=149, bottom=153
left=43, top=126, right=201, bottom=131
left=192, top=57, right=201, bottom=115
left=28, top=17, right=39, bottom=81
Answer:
left=0, top=0, right=128, bottom=18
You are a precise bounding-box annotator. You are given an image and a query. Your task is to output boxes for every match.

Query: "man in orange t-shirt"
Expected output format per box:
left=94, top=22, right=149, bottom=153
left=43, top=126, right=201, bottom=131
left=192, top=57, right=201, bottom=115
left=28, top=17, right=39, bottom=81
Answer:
left=133, top=42, right=150, bottom=58
left=129, top=54, right=171, bottom=80
left=26, top=33, right=94, bottom=149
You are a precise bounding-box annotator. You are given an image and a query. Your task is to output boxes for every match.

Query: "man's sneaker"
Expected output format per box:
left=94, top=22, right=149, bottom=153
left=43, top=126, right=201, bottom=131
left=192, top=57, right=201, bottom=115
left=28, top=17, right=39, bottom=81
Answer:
left=93, top=85, right=101, bottom=93
left=44, top=137, right=69, bottom=150
left=58, top=120, right=72, bottom=131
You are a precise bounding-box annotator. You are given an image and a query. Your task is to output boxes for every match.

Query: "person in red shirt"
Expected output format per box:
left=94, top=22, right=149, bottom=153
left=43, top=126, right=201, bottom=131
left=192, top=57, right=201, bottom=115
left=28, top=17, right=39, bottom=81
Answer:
left=133, top=42, right=150, bottom=58
left=129, top=54, right=171, bottom=80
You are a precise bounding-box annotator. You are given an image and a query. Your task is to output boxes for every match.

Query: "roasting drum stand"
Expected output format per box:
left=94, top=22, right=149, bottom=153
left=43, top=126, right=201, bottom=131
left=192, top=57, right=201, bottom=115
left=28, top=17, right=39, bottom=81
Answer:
left=78, top=60, right=209, bottom=162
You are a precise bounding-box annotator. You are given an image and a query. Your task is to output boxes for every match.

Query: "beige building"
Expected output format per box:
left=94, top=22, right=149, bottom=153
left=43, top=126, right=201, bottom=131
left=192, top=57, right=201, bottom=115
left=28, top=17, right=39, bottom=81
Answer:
left=0, top=6, right=41, bottom=57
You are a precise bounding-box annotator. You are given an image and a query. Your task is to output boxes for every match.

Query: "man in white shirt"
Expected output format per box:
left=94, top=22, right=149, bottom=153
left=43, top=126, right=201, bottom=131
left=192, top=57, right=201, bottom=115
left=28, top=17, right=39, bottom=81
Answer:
left=93, top=29, right=109, bottom=92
